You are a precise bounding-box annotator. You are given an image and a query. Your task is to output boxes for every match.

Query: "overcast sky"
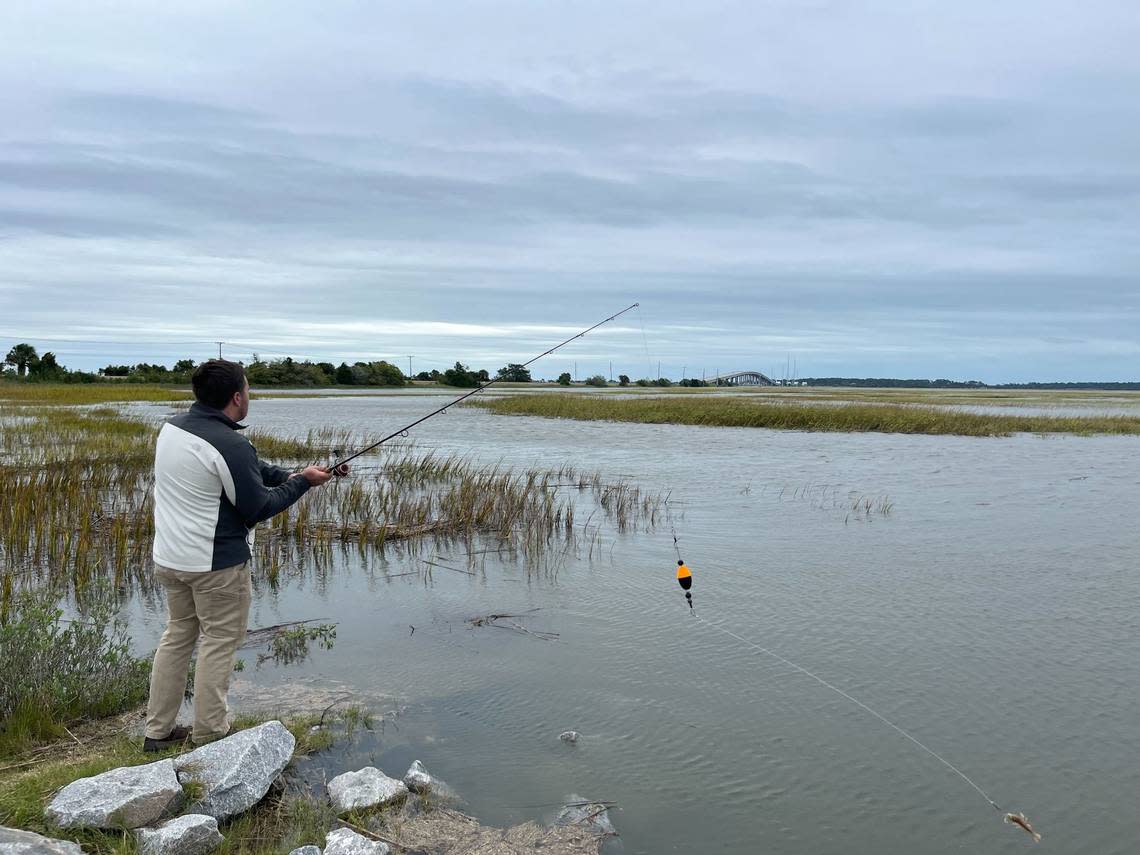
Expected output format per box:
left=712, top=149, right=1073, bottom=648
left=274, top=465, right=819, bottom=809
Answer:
left=1, top=1, right=1137, bottom=382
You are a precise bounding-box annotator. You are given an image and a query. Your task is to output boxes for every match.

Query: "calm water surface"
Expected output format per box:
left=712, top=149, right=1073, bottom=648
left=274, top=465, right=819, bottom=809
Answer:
left=126, top=394, right=1140, bottom=855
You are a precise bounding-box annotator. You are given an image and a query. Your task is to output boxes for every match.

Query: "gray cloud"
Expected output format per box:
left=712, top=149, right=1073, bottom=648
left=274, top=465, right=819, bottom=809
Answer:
left=1, top=1, right=1138, bottom=381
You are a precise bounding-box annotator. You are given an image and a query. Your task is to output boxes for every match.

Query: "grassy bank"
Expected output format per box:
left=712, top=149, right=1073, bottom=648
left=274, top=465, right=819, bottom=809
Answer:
left=0, top=711, right=359, bottom=854
left=470, top=393, right=1140, bottom=436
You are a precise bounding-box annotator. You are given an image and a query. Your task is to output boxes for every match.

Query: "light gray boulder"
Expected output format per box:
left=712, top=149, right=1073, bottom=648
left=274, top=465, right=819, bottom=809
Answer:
left=287, top=846, right=322, bottom=855
left=44, top=758, right=183, bottom=829
left=174, top=721, right=295, bottom=821
left=556, top=794, right=617, bottom=836
left=324, top=828, right=389, bottom=855
left=327, top=767, right=407, bottom=813
left=0, top=825, right=85, bottom=854
left=402, top=760, right=434, bottom=794
left=135, top=814, right=223, bottom=855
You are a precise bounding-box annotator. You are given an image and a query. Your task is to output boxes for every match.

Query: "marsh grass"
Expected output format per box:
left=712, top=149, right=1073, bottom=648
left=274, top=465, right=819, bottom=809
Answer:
left=0, top=384, right=193, bottom=405
left=470, top=394, right=1140, bottom=436
left=0, top=404, right=659, bottom=599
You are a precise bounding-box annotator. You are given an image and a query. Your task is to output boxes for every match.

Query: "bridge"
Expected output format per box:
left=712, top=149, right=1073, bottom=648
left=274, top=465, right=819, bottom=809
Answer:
left=710, top=371, right=775, bottom=387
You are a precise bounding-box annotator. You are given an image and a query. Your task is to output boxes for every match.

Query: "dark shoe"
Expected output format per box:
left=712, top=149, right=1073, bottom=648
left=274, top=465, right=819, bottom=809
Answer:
left=190, top=725, right=233, bottom=747
left=143, top=725, right=192, bottom=752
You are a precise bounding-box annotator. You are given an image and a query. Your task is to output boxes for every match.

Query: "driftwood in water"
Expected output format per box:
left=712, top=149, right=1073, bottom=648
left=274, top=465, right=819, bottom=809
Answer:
left=466, top=609, right=559, bottom=640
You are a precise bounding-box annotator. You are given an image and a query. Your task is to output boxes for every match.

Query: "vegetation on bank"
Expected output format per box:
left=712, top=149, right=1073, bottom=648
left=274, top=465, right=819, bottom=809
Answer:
left=0, top=588, right=150, bottom=756
left=469, top=393, right=1140, bottom=437
left=0, top=383, right=194, bottom=404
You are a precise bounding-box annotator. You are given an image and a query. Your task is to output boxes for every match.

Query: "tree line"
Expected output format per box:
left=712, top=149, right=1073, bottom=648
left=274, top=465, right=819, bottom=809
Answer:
left=3, top=344, right=563, bottom=388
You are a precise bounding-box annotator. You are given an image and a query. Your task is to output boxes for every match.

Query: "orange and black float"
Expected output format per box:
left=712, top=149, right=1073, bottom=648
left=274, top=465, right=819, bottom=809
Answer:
left=676, top=559, right=693, bottom=611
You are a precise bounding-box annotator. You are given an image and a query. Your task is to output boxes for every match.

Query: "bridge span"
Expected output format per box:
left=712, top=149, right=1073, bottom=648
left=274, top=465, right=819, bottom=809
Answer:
left=710, top=371, right=775, bottom=387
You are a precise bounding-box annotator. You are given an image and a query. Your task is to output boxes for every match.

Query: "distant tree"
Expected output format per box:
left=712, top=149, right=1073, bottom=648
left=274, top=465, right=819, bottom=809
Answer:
left=475, top=368, right=490, bottom=383
left=335, top=362, right=355, bottom=385
left=172, top=358, right=196, bottom=374
left=496, top=363, right=532, bottom=383
left=584, top=374, right=608, bottom=387
left=29, top=351, right=63, bottom=381
left=316, top=362, right=336, bottom=380
left=557, top=372, right=572, bottom=386
left=653, top=377, right=673, bottom=387
left=101, top=364, right=131, bottom=377
left=362, top=360, right=405, bottom=386
left=634, top=378, right=651, bottom=387
left=442, top=362, right=481, bottom=388
left=5, top=343, right=39, bottom=377
left=618, top=374, right=630, bottom=387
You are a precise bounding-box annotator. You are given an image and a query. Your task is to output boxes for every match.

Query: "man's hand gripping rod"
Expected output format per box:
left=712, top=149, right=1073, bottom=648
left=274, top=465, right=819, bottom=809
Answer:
left=327, top=302, right=640, bottom=472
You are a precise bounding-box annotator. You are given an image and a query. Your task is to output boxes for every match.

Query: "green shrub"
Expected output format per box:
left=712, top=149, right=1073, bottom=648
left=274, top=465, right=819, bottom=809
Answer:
left=0, top=588, right=150, bottom=755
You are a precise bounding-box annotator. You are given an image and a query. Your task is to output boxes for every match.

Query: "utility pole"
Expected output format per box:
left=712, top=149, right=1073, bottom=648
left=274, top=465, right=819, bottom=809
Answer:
left=609, top=360, right=613, bottom=382
left=682, top=364, right=687, bottom=381
left=407, top=355, right=414, bottom=377
left=215, top=341, right=224, bottom=359
left=702, top=369, right=705, bottom=383
left=574, top=361, right=577, bottom=382
left=658, top=360, right=661, bottom=380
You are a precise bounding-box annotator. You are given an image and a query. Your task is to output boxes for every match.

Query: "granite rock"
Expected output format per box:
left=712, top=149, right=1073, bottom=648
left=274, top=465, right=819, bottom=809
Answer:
left=174, top=721, right=295, bottom=820
left=135, top=814, right=223, bottom=855
left=327, top=767, right=407, bottom=813
left=0, top=825, right=86, bottom=854
left=44, top=759, right=183, bottom=829
left=324, top=828, right=389, bottom=855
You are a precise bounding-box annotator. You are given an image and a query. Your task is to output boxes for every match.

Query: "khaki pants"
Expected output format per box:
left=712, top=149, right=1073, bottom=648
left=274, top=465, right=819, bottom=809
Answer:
left=145, top=562, right=251, bottom=743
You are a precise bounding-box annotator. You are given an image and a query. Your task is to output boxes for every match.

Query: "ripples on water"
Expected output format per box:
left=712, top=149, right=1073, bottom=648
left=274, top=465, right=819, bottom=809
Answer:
left=126, top=395, right=1140, bottom=855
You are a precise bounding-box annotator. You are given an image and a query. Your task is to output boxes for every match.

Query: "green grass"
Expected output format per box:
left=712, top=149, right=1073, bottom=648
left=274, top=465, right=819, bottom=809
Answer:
left=0, top=384, right=193, bottom=405
left=470, top=393, right=1140, bottom=437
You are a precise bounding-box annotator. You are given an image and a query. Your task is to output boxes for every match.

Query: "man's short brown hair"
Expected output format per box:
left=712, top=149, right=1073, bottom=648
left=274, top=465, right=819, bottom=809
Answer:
left=191, top=360, right=246, bottom=409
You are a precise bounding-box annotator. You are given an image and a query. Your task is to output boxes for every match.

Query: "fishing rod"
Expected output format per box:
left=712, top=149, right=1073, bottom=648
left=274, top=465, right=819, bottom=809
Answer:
left=328, top=302, right=640, bottom=471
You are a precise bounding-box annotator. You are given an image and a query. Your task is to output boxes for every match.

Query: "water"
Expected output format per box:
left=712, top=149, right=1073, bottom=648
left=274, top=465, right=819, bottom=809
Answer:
left=127, top=394, right=1140, bottom=854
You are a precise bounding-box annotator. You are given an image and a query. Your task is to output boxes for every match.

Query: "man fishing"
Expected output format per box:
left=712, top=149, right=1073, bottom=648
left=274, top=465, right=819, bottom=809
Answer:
left=143, top=359, right=347, bottom=750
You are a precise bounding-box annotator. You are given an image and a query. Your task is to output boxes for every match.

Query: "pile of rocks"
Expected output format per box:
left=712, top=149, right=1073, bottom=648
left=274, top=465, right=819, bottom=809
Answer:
left=1, top=721, right=615, bottom=854
left=0, top=722, right=462, bottom=855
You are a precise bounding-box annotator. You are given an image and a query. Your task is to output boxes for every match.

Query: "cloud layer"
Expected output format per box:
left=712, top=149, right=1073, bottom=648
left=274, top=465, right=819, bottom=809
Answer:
left=2, top=1, right=1138, bottom=380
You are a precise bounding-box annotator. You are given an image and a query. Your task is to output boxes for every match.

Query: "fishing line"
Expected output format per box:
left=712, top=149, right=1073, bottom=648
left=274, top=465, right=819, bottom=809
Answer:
left=648, top=496, right=1037, bottom=838
left=692, top=613, right=1003, bottom=812
left=329, top=303, right=639, bottom=470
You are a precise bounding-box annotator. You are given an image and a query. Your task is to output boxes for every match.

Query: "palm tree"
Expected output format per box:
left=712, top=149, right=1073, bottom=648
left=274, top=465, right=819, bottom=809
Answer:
left=4, top=343, right=39, bottom=377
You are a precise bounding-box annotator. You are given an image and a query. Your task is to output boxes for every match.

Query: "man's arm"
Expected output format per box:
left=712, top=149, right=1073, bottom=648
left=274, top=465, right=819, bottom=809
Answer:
left=258, top=460, right=293, bottom=487
left=219, top=440, right=312, bottom=526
